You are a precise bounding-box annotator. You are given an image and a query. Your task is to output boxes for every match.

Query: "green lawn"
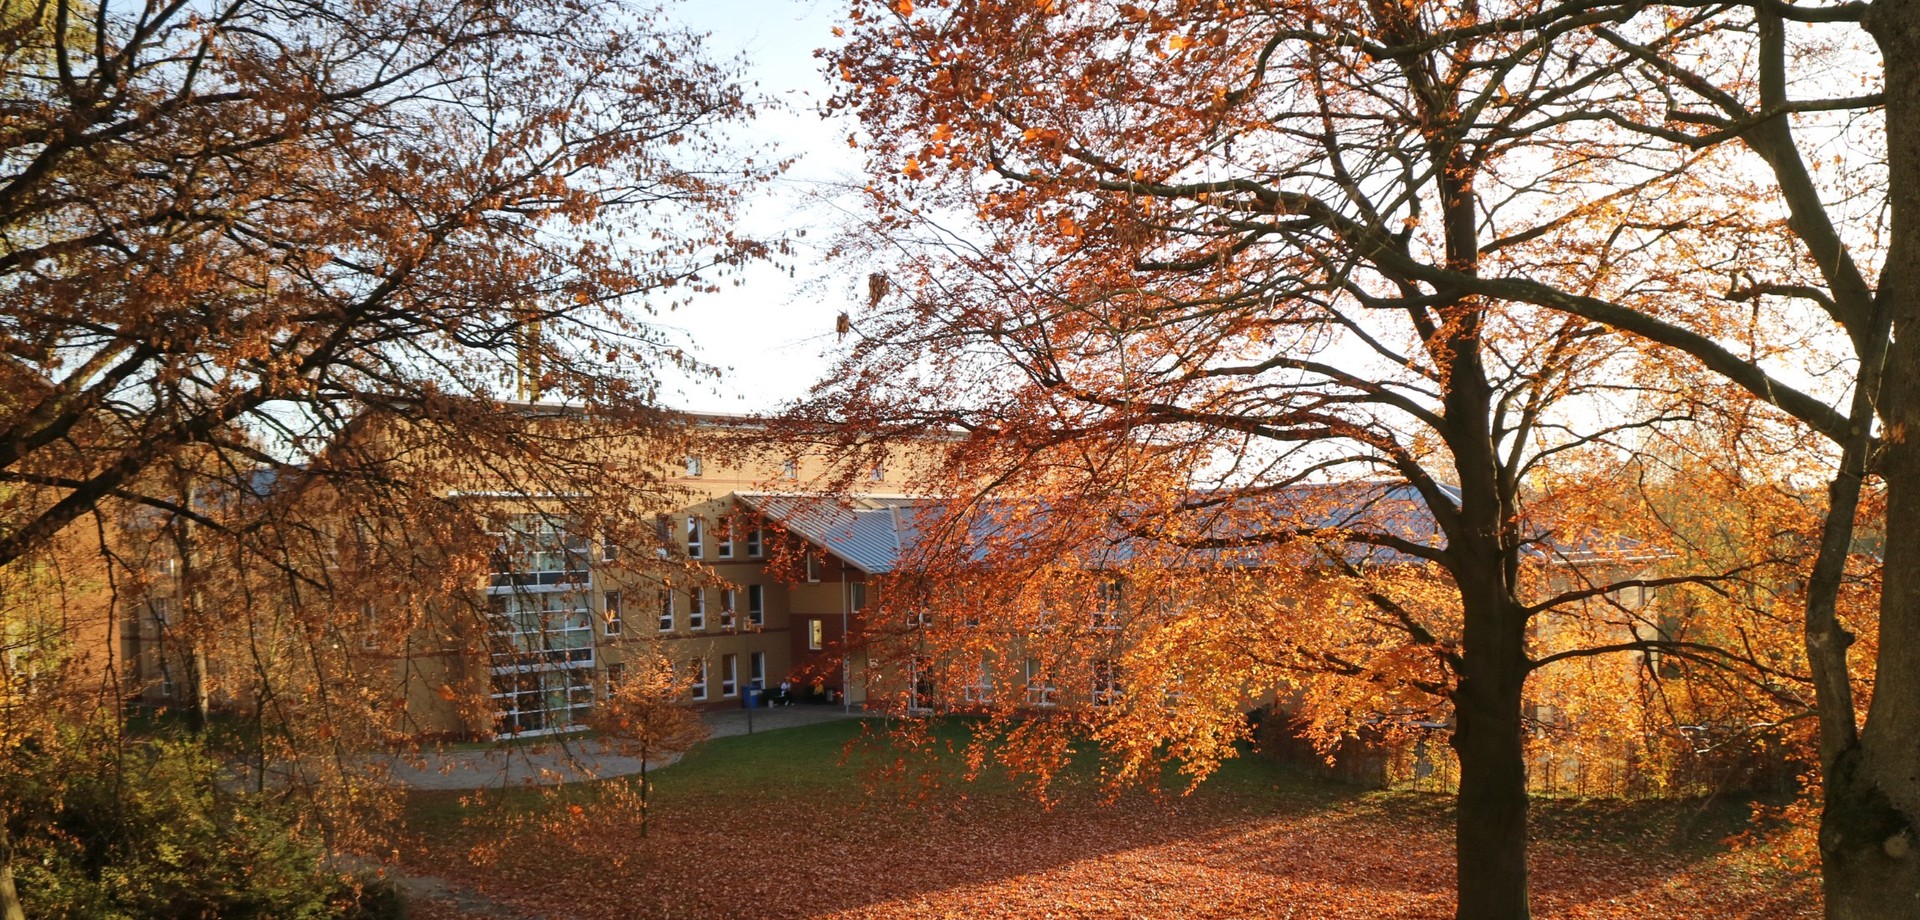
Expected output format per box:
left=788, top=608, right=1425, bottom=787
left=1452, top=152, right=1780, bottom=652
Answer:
left=404, top=718, right=1361, bottom=833
left=409, top=717, right=1763, bottom=839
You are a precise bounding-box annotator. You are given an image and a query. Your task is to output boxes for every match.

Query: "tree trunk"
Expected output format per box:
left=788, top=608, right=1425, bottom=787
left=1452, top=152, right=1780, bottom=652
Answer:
left=1826, top=342, right=1920, bottom=915
left=1451, top=594, right=1531, bottom=920
left=187, top=645, right=210, bottom=735
left=1803, top=433, right=1914, bottom=916
left=1821, top=746, right=1920, bottom=918
left=0, top=824, right=25, bottom=920
left=639, top=739, right=650, bottom=839
left=1840, top=2, right=1920, bottom=916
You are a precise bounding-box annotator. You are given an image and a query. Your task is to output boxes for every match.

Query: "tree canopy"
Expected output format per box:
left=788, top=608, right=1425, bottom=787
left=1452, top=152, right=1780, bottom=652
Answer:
left=815, top=0, right=1898, bottom=917
left=0, top=1, right=772, bottom=915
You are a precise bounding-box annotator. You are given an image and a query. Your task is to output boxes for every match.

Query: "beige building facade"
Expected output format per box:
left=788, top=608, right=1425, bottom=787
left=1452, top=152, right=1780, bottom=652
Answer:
left=112, top=411, right=942, bottom=740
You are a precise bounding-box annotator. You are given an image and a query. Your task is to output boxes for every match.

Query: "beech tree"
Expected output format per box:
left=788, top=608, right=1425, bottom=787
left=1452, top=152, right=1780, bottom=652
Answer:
left=0, top=0, right=765, bottom=703
left=1414, top=9, right=1911, bottom=915
left=817, top=2, right=1837, bottom=917
left=0, top=0, right=770, bottom=570
left=0, top=0, right=768, bottom=912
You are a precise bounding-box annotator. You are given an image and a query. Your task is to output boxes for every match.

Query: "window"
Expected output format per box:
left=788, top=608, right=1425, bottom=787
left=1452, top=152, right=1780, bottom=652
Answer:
left=486, top=589, right=595, bottom=668
left=601, top=538, right=620, bottom=563
left=717, top=519, right=734, bottom=558
left=907, top=655, right=934, bottom=713
left=1024, top=658, right=1057, bottom=707
left=361, top=602, right=379, bottom=649
left=1090, top=579, right=1122, bottom=630
left=685, top=456, right=704, bottom=477
left=808, top=619, right=823, bottom=650
left=1092, top=660, right=1123, bottom=707
left=719, top=589, right=736, bottom=629
left=1164, top=672, right=1191, bottom=707
left=746, top=527, right=763, bottom=558
left=906, top=609, right=931, bottom=629
left=657, top=590, right=674, bottom=632
left=721, top=654, right=739, bottom=697
left=489, top=514, right=589, bottom=587
left=849, top=582, right=866, bottom=611
left=654, top=514, right=671, bottom=558
left=870, top=461, right=885, bottom=481
left=964, top=663, right=993, bottom=704
left=688, top=589, right=705, bottom=630
left=491, top=667, right=593, bottom=736
left=747, top=584, right=765, bottom=626
left=603, top=591, right=623, bottom=636
left=689, top=658, right=707, bottom=700
left=686, top=515, right=703, bottom=559
left=605, top=662, right=626, bottom=697
left=804, top=550, right=821, bottom=583
left=781, top=458, right=798, bottom=480
left=749, top=651, right=766, bottom=690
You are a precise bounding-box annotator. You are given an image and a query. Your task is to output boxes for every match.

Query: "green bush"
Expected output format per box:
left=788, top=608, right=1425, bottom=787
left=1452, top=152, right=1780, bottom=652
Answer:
left=5, top=732, right=402, bottom=920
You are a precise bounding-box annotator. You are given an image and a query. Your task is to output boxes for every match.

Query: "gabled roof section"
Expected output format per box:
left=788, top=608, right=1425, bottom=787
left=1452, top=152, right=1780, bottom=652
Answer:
left=1196, top=480, right=1459, bottom=567
left=733, top=492, right=927, bottom=574
left=737, top=480, right=1639, bottom=575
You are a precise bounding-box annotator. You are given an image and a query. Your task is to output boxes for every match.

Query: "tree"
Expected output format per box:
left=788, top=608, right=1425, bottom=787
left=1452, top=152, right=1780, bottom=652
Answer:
left=817, top=2, right=1827, bottom=917
left=585, top=655, right=708, bottom=839
left=0, top=0, right=770, bottom=912
left=2, top=724, right=403, bottom=919
left=0, top=0, right=771, bottom=571
left=1413, top=9, right=1912, bottom=913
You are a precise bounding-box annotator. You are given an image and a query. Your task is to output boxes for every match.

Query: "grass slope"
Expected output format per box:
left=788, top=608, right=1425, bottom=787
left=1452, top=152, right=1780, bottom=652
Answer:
left=401, top=719, right=1816, bottom=919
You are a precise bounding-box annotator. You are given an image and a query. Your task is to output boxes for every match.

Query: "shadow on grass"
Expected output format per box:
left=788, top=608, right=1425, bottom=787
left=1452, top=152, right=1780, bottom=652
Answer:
left=398, top=719, right=1816, bottom=920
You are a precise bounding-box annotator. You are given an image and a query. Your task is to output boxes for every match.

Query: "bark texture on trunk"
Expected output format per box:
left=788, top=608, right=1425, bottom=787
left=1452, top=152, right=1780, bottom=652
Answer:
left=0, top=824, right=24, bottom=920
left=1832, top=1, right=1920, bottom=914
left=1443, top=316, right=1532, bottom=920
left=1821, top=746, right=1920, bottom=918
left=1828, top=356, right=1920, bottom=916
left=1451, top=642, right=1531, bottom=920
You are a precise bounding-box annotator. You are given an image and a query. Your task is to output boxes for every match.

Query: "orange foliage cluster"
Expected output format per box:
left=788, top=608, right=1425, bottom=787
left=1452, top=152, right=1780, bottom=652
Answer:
left=810, top=0, right=1901, bottom=907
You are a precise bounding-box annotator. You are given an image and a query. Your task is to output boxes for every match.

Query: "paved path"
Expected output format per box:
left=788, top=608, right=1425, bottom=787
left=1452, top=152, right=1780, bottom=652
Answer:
left=381, top=705, right=872, bottom=790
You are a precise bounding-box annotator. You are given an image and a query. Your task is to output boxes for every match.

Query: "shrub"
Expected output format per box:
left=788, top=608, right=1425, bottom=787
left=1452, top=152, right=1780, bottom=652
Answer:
left=5, top=731, right=401, bottom=919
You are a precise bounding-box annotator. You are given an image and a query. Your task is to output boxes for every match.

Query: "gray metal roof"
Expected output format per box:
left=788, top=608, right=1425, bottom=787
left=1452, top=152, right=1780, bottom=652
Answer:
left=734, top=484, right=1462, bottom=573
left=733, top=493, right=926, bottom=574
left=735, top=481, right=1634, bottom=574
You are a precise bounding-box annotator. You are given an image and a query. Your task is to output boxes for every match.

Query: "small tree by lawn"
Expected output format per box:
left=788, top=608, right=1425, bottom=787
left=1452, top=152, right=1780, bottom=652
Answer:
left=586, top=660, right=709, bottom=838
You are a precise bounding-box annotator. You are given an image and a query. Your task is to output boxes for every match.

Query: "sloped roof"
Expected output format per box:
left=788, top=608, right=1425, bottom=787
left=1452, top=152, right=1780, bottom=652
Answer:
left=734, top=480, right=1642, bottom=575
left=733, top=493, right=925, bottom=574
left=1194, top=480, right=1460, bottom=567
left=734, top=482, right=1468, bottom=574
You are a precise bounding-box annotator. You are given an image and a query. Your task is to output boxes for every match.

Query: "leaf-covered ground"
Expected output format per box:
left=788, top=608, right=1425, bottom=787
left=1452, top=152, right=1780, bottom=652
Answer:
left=399, top=720, right=1816, bottom=920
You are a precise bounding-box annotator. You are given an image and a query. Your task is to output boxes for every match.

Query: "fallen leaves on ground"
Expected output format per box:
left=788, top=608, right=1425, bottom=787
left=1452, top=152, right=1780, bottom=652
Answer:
left=398, top=778, right=1815, bottom=919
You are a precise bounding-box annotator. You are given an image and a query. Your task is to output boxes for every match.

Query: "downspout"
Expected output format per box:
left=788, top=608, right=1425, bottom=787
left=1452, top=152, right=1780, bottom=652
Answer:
left=841, top=565, right=851, bottom=713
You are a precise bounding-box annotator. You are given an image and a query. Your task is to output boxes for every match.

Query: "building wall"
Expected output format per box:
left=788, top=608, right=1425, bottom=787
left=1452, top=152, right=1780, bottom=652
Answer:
left=120, top=413, right=943, bottom=739
left=383, top=418, right=927, bottom=737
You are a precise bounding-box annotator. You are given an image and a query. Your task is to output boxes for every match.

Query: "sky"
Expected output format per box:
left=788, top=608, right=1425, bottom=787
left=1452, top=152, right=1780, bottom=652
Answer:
left=651, top=0, right=870, bottom=415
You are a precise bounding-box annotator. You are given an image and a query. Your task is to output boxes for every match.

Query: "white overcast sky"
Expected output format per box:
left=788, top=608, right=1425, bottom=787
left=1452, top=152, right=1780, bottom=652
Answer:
left=652, top=0, right=869, bottom=415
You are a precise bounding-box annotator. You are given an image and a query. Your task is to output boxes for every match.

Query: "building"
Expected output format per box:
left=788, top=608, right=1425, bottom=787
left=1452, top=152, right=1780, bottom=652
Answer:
left=116, top=413, right=1677, bottom=772
left=118, top=409, right=946, bottom=740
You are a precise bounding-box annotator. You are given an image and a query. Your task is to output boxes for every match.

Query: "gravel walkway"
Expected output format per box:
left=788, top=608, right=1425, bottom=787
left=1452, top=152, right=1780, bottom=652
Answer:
left=381, top=705, right=873, bottom=790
